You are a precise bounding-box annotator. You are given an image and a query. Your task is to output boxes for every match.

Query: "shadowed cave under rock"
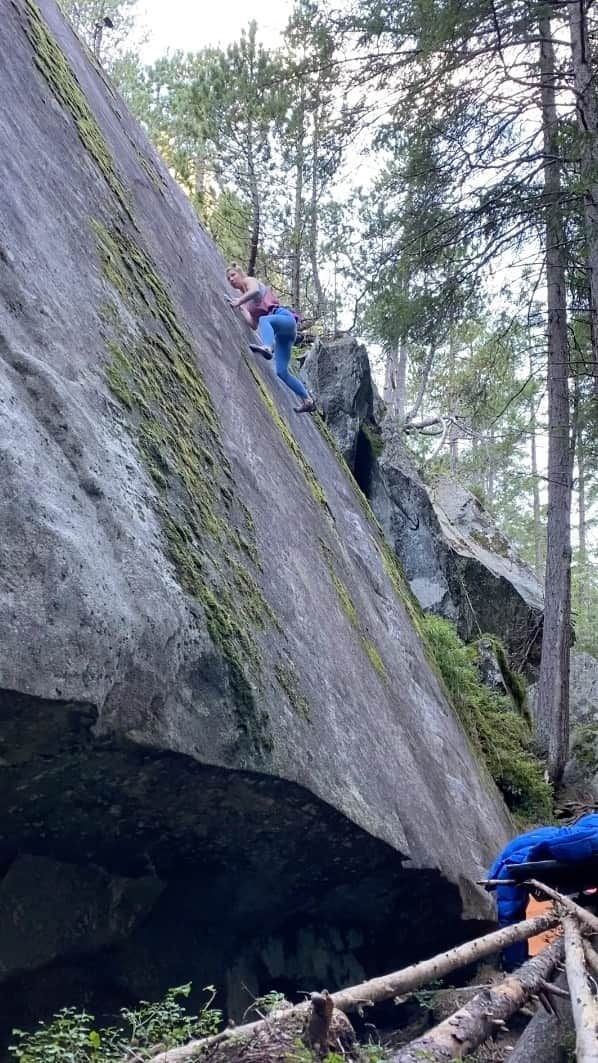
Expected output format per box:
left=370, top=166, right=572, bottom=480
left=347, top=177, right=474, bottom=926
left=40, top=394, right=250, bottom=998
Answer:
left=0, top=688, right=489, bottom=1057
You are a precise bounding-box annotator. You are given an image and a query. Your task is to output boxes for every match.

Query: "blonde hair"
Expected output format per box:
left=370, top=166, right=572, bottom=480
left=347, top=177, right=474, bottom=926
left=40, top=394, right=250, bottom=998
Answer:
left=226, top=262, right=245, bottom=279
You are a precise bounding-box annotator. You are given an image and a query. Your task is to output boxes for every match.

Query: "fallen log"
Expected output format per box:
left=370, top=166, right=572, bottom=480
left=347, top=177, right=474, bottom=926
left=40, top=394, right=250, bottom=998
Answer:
left=528, top=879, right=598, bottom=934
left=563, top=916, right=598, bottom=1063
left=388, top=937, right=563, bottom=1063
left=331, top=911, right=559, bottom=1012
left=142, top=912, right=559, bottom=1063
left=583, top=937, right=598, bottom=980
left=508, top=972, right=572, bottom=1063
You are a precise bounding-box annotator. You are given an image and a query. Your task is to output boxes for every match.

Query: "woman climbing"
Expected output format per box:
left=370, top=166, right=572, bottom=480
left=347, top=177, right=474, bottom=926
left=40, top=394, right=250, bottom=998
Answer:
left=225, top=264, right=316, bottom=414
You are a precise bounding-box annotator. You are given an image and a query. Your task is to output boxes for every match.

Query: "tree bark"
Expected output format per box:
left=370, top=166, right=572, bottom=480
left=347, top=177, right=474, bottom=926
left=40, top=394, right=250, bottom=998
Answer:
left=583, top=937, right=598, bottom=979
left=246, top=127, right=260, bottom=276
left=535, top=12, right=573, bottom=783
left=142, top=914, right=559, bottom=1063
left=563, top=916, right=598, bottom=1062
left=567, top=0, right=598, bottom=394
left=405, top=346, right=435, bottom=423
left=530, top=353, right=543, bottom=578
left=528, top=878, right=598, bottom=934
left=486, top=425, right=495, bottom=505
left=384, top=339, right=408, bottom=421
left=389, top=938, right=563, bottom=1063
left=447, top=331, right=459, bottom=473
left=291, top=97, right=305, bottom=310
left=309, top=106, right=325, bottom=318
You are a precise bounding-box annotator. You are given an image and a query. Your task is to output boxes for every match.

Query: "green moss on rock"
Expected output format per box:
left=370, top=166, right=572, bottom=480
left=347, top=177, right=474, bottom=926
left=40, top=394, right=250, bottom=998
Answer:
left=471, top=528, right=510, bottom=559
left=275, top=664, right=311, bottom=721
left=361, top=639, right=387, bottom=678
left=23, top=0, right=131, bottom=217
left=92, top=218, right=274, bottom=760
left=481, top=635, right=529, bottom=719
left=422, top=615, right=552, bottom=820
left=320, top=540, right=387, bottom=681
left=245, top=359, right=329, bottom=510
left=361, top=421, right=384, bottom=458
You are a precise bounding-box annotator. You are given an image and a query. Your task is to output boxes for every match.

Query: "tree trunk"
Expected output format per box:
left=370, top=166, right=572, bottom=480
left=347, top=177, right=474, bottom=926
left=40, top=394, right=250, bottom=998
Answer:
left=405, top=346, right=435, bottom=423
left=309, top=106, right=325, bottom=318
left=389, top=938, right=563, bottom=1063
left=486, top=425, right=495, bottom=505
left=530, top=352, right=543, bottom=579
left=143, top=914, right=559, bottom=1063
left=575, top=372, right=588, bottom=619
left=384, top=339, right=408, bottom=421
left=563, top=916, right=598, bottom=1062
left=246, top=128, right=260, bottom=276
left=447, top=332, right=458, bottom=473
left=535, top=12, right=573, bottom=783
left=291, top=99, right=305, bottom=310
left=568, top=0, right=598, bottom=395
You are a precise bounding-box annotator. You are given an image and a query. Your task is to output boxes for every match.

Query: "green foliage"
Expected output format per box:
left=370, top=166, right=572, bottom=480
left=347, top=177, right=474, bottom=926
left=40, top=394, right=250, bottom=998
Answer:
left=481, top=636, right=528, bottom=718
left=10, top=986, right=221, bottom=1063
left=412, top=979, right=443, bottom=1010
left=252, top=990, right=288, bottom=1015
left=361, top=1047, right=389, bottom=1063
left=422, top=616, right=552, bottom=820
left=58, top=0, right=142, bottom=68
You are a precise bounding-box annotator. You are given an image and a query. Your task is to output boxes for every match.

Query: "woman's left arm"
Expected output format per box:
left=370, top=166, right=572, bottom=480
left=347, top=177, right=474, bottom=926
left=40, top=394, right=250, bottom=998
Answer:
left=231, top=277, right=261, bottom=308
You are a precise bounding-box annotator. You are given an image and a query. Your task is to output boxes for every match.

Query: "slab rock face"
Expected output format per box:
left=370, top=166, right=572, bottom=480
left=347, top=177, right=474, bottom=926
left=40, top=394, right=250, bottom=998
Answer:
left=303, top=340, right=544, bottom=671
left=0, top=0, right=511, bottom=1047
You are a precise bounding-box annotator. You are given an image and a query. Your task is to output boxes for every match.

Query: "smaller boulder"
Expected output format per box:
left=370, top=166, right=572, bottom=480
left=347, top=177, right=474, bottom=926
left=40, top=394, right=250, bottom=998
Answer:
left=302, top=337, right=373, bottom=465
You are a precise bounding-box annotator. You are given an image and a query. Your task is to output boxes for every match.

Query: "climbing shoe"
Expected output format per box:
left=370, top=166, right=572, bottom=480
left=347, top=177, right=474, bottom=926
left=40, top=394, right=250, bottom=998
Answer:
left=294, top=396, right=316, bottom=414
left=249, top=343, right=273, bottom=360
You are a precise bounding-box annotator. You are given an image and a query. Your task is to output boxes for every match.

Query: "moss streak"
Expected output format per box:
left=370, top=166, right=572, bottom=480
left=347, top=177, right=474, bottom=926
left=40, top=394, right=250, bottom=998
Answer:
left=93, top=219, right=273, bottom=758
left=245, top=359, right=329, bottom=510
left=23, top=0, right=132, bottom=218
left=320, top=540, right=387, bottom=681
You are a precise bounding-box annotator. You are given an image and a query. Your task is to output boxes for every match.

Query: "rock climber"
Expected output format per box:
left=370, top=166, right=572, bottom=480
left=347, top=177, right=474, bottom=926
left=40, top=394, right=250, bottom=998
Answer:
left=225, top=264, right=316, bottom=414
left=486, top=813, right=598, bottom=968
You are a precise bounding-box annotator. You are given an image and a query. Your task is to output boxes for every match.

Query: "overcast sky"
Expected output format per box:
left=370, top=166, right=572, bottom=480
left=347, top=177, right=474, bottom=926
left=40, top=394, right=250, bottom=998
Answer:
left=138, top=0, right=293, bottom=60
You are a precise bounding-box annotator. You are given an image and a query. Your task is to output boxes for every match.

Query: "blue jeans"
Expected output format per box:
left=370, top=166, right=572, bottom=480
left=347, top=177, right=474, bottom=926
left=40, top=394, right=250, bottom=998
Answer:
left=258, top=309, right=308, bottom=400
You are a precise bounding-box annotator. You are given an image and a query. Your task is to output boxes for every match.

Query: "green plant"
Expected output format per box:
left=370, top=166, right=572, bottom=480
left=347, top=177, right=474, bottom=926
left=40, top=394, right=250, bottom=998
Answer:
left=422, top=615, right=552, bottom=820
left=362, top=1042, right=389, bottom=1061
left=10, top=1009, right=121, bottom=1063
left=10, top=985, right=222, bottom=1062
left=252, top=990, right=288, bottom=1015
left=412, top=979, right=443, bottom=1011
left=121, top=983, right=221, bottom=1050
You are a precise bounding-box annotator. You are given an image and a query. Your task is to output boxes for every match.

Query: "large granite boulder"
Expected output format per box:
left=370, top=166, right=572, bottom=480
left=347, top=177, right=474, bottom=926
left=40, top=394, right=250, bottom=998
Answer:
left=0, top=1, right=511, bottom=1049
